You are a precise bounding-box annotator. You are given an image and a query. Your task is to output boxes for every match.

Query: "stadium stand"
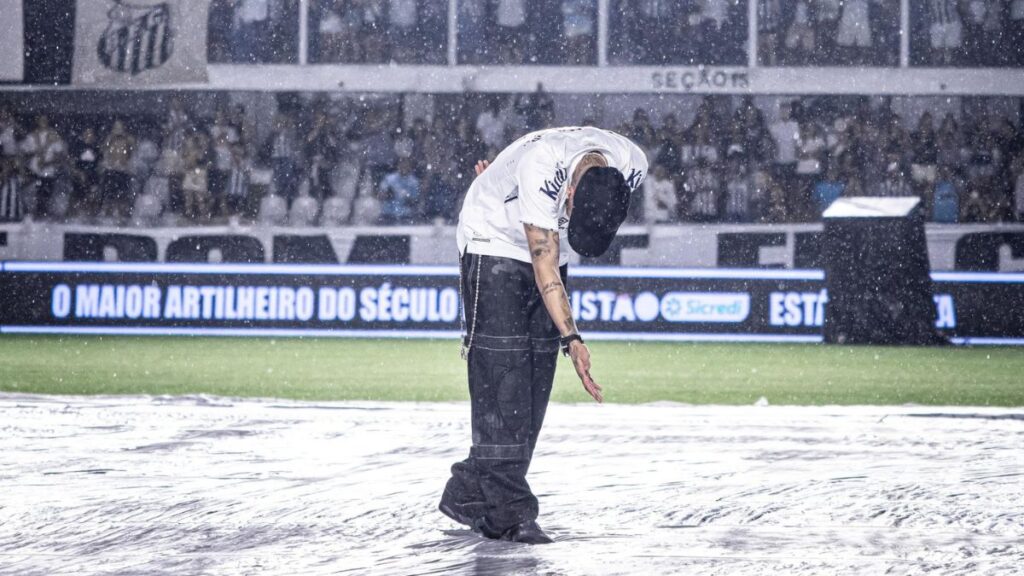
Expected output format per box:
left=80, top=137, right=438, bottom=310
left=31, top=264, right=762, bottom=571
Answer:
left=0, top=92, right=1021, bottom=226
left=3, top=1, right=1022, bottom=228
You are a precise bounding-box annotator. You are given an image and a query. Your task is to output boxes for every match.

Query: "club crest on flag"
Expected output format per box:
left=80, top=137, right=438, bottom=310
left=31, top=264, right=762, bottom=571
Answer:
left=97, top=0, right=174, bottom=76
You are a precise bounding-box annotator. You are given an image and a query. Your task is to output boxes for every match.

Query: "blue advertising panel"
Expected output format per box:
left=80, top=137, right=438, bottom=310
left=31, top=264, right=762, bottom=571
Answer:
left=1, top=262, right=1022, bottom=345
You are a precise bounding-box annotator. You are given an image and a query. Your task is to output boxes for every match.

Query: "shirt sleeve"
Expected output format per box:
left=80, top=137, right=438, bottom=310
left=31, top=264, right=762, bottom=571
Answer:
left=515, top=146, right=561, bottom=231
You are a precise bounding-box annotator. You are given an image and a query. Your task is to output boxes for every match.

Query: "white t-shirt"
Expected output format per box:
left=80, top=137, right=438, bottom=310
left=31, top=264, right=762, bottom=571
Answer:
left=475, top=111, right=506, bottom=149
left=701, top=0, right=731, bottom=29
left=21, top=130, right=66, bottom=178
left=496, top=0, right=527, bottom=28
left=1, top=125, right=17, bottom=157
left=237, top=0, right=269, bottom=23
left=389, top=0, right=418, bottom=28
left=770, top=119, right=800, bottom=164
left=457, top=126, right=648, bottom=265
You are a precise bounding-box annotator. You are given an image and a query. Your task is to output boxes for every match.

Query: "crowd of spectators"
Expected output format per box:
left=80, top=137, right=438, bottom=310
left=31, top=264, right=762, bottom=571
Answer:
left=758, top=0, right=901, bottom=66
left=625, top=96, right=1024, bottom=224
left=208, top=0, right=301, bottom=63
left=760, top=0, right=1024, bottom=67
left=206, top=1, right=1024, bottom=67
left=910, top=0, right=1024, bottom=67
left=0, top=91, right=533, bottom=227
left=456, top=0, right=597, bottom=65
left=309, top=0, right=448, bottom=64
left=2, top=93, right=1022, bottom=227
left=208, top=0, right=592, bottom=65
left=610, top=0, right=748, bottom=65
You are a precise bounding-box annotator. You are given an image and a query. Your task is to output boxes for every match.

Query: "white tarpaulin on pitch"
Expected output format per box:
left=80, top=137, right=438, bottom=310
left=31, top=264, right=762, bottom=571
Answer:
left=0, top=0, right=24, bottom=81
left=1, top=395, right=1022, bottom=575
left=73, top=0, right=208, bottom=86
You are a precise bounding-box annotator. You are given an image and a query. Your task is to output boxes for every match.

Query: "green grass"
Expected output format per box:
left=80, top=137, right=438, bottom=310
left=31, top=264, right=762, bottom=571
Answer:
left=0, top=335, right=1021, bottom=406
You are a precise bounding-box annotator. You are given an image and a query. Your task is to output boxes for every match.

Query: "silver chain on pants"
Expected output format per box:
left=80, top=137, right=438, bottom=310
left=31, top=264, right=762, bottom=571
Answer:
left=459, top=254, right=482, bottom=361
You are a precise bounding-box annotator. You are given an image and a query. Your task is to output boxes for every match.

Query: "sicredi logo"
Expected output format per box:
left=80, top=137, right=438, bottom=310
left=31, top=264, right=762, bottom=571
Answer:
left=660, top=292, right=750, bottom=323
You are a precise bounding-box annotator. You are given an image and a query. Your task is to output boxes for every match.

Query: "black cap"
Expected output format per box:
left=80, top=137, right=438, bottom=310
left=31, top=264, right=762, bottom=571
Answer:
left=567, top=166, right=631, bottom=258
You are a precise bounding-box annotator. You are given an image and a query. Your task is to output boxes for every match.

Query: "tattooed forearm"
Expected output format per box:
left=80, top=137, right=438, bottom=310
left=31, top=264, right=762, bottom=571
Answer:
left=559, top=299, right=578, bottom=335
left=540, top=281, right=564, bottom=296
left=526, top=224, right=558, bottom=259
left=525, top=223, right=576, bottom=336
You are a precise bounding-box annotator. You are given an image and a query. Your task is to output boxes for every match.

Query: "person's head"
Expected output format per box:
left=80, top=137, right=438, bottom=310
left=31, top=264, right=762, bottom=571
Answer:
left=397, top=158, right=413, bottom=175
left=939, top=113, right=958, bottom=135
left=729, top=121, right=744, bottom=139
left=727, top=152, right=746, bottom=173
left=937, top=163, right=954, bottom=182
left=694, top=122, right=710, bottom=140
left=36, top=115, right=49, bottom=130
left=825, top=157, right=841, bottom=180
left=885, top=153, right=903, bottom=178
left=778, top=101, right=792, bottom=121
left=111, top=119, right=125, bottom=135
left=81, top=127, right=96, bottom=143
left=917, top=111, right=934, bottom=133
left=566, top=152, right=631, bottom=258
left=840, top=151, right=857, bottom=174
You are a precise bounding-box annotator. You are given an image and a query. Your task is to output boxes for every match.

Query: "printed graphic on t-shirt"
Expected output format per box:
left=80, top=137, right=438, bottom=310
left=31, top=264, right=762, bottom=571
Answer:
left=539, top=165, right=568, bottom=201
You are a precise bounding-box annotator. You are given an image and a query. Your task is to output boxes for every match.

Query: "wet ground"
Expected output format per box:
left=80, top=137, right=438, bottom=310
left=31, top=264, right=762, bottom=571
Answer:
left=0, top=394, right=1021, bottom=575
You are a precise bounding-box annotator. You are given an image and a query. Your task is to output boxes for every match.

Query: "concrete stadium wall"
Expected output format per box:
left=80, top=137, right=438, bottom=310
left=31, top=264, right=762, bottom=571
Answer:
left=1, top=223, right=1023, bottom=272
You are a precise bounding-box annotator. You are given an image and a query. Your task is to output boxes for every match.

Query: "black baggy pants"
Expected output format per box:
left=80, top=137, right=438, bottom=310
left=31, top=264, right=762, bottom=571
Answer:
left=440, top=253, right=566, bottom=534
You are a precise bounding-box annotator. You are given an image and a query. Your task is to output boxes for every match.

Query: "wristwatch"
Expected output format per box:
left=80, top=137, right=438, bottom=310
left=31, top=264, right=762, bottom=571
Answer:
left=560, top=333, right=584, bottom=357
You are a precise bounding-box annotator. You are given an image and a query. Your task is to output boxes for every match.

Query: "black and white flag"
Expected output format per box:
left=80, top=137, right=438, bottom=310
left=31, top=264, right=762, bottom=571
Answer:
left=73, top=0, right=208, bottom=86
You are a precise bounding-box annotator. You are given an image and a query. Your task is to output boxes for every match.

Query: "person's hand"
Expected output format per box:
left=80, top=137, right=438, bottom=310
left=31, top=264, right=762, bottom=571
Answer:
left=569, top=341, right=603, bottom=403
left=474, top=159, right=490, bottom=176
